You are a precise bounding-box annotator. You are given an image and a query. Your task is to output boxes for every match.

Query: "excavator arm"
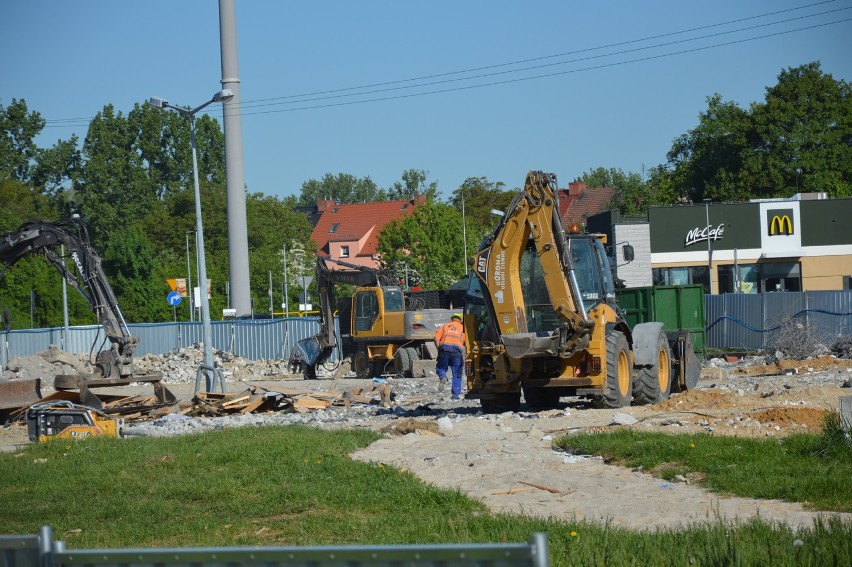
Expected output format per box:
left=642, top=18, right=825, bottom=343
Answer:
left=288, top=256, right=394, bottom=378
left=471, top=171, right=594, bottom=359
left=0, top=218, right=137, bottom=379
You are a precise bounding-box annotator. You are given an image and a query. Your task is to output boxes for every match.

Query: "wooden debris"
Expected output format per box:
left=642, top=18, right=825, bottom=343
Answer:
left=517, top=481, right=575, bottom=497
left=492, top=488, right=529, bottom=495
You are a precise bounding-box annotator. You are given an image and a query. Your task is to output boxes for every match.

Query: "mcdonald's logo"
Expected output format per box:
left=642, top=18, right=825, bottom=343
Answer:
left=767, top=210, right=794, bottom=236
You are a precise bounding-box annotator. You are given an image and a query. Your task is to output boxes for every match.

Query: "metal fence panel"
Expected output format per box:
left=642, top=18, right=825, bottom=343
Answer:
left=705, top=290, right=852, bottom=351
left=3, top=291, right=849, bottom=362
left=1, top=317, right=338, bottom=364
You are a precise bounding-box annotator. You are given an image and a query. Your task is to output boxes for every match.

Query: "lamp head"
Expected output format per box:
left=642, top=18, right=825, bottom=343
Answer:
left=213, top=89, right=234, bottom=103
left=149, top=96, right=168, bottom=109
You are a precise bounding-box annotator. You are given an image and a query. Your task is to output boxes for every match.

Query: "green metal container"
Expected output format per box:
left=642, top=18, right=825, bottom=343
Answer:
left=616, top=285, right=706, bottom=354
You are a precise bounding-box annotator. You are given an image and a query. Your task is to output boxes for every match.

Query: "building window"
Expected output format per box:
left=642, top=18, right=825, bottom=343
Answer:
left=653, top=266, right=711, bottom=294
left=340, top=245, right=350, bottom=258
left=328, top=223, right=338, bottom=233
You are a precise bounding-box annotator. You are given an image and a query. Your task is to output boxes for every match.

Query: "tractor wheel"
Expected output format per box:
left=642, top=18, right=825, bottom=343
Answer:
left=632, top=331, right=672, bottom=405
left=592, top=330, right=633, bottom=408
left=393, top=348, right=412, bottom=378
left=353, top=351, right=371, bottom=380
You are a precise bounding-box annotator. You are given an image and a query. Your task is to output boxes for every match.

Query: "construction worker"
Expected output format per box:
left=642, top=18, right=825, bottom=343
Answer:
left=434, top=313, right=467, bottom=400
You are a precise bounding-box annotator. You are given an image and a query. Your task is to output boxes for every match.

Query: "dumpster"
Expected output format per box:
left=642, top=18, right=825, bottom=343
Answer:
left=616, top=285, right=705, bottom=354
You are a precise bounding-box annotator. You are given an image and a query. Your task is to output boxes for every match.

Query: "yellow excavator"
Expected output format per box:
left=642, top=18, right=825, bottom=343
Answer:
left=462, top=171, right=700, bottom=413
left=289, top=256, right=458, bottom=380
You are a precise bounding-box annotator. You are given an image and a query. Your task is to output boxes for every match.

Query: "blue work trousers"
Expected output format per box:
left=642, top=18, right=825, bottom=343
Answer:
left=436, top=346, right=464, bottom=398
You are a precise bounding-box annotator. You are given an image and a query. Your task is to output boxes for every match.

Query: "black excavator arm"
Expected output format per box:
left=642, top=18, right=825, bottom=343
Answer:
left=288, top=256, right=399, bottom=378
left=0, top=218, right=137, bottom=379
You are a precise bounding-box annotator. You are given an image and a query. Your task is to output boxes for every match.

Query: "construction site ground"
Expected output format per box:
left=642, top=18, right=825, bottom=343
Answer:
left=2, top=351, right=851, bottom=531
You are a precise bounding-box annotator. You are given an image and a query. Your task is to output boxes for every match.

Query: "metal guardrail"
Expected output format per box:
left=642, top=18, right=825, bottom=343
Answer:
left=1, top=526, right=549, bottom=567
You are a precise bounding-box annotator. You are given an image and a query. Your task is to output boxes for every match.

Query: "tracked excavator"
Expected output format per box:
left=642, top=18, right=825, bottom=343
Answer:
left=289, top=256, right=457, bottom=380
left=0, top=218, right=174, bottom=423
left=463, top=171, right=700, bottom=413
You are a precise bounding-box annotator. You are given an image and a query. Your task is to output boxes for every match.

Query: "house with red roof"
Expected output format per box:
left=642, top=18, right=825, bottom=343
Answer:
left=309, top=196, right=426, bottom=269
left=557, top=181, right=617, bottom=230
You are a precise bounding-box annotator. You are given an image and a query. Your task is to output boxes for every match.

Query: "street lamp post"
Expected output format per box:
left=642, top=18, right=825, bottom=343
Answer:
left=185, top=230, right=195, bottom=322
left=150, top=89, right=232, bottom=394
left=461, top=189, right=468, bottom=274
left=704, top=199, right=713, bottom=294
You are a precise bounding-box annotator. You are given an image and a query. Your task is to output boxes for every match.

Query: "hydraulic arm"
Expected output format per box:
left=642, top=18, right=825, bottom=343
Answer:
left=0, top=218, right=137, bottom=379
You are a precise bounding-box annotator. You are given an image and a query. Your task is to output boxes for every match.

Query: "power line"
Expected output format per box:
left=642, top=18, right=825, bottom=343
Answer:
left=234, top=7, right=852, bottom=112
left=41, top=2, right=850, bottom=128
left=243, top=0, right=842, bottom=104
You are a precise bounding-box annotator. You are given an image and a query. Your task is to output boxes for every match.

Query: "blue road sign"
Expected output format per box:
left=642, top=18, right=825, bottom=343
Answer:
left=167, top=291, right=182, bottom=306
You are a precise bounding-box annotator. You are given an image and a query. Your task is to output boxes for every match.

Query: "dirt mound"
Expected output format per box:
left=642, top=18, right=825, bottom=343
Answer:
left=656, top=389, right=734, bottom=411
left=750, top=407, right=829, bottom=429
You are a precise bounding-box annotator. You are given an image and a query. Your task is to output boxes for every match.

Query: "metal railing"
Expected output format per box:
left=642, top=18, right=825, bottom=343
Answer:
left=1, top=526, right=549, bottom=567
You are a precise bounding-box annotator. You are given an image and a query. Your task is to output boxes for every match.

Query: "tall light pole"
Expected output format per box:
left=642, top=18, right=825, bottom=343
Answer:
left=461, top=188, right=468, bottom=274
left=150, top=89, right=232, bottom=394
left=185, top=230, right=195, bottom=322
left=704, top=199, right=713, bottom=294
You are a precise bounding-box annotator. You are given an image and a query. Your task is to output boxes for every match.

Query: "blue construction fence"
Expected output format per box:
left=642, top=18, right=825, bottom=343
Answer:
left=0, top=291, right=850, bottom=364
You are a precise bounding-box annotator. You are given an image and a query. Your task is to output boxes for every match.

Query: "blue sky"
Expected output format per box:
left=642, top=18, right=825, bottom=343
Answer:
left=3, top=1, right=850, bottom=201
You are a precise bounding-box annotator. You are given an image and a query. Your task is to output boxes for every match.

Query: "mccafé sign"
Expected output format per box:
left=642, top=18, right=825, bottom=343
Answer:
left=767, top=209, right=794, bottom=236
left=684, top=223, right=724, bottom=247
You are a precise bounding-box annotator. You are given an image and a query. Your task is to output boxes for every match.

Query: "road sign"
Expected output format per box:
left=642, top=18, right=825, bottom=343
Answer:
left=167, top=291, right=182, bottom=306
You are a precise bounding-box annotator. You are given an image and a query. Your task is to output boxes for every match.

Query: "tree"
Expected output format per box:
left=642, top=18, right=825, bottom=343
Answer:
left=577, top=167, right=659, bottom=216
left=655, top=62, right=850, bottom=203
left=387, top=169, right=440, bottom=201
left=298, top=173, right=386, bottom=206
left=448, top=177, right=514, bottom=258
left=378, top=201, right=467, bottom=289
left=0, top=99, right=44, bottom=183
left=102, top=226, right=170, bottom=323
left=744, top=62, right=851, bottom=198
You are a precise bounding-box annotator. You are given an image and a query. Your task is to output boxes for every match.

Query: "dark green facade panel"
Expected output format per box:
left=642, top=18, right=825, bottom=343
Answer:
left=799, top=198, right=852, bottom=246
left=649, top=203, right=761, bottom=253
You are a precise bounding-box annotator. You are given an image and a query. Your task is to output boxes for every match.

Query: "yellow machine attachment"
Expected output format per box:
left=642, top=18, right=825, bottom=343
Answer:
left=26, top=401, right=122, bottom=442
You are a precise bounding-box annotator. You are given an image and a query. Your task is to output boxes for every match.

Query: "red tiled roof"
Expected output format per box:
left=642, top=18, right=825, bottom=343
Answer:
left=310, top=197, right=423, bottom=262
left=557, top=182, right=617, bottom=229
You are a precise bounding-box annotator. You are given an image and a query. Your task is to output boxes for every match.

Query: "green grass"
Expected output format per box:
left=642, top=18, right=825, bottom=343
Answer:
left=0, top=423, right=850, bottom=566
left=556, top=413, right=852, bottom=513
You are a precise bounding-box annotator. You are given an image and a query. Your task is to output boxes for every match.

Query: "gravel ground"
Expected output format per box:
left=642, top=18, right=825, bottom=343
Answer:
left=2, top=346, right=852, bottom=530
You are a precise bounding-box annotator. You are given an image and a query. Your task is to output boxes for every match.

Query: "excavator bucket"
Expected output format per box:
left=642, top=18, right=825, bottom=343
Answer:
left=0, top=378, right=43, bottom=411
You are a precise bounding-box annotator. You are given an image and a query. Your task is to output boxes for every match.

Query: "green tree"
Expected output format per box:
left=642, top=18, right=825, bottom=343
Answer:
left=298, top=173, right=386, bottom=206
left=387, top=168, right=440, bottom=201
left=744, top=62, right=851, bottom=198
left=655, top=62, right=850, bottom=203
left=0, top=99, right=44, bottom=183
left=102, top=226, right=170, bottom=323
left=448, top=177, right=514, bottom=259
left=577, top=167, right=660, bottom=216
left=378, top=201, right=466, bottom=289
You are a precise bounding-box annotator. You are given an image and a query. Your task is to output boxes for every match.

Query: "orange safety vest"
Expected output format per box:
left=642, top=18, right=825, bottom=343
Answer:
left=435, top=321, right=466, bottom=350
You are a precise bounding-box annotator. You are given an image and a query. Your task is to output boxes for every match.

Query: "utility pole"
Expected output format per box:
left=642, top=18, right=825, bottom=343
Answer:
left=282, top=242, right=289, bottom=316
left=219, top=0, right=251, bottom=318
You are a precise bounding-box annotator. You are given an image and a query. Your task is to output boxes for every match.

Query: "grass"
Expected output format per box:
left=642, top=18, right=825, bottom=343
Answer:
left=0, top=423, right=849, bottom=566
left=556, top=413, right=852, bottom=513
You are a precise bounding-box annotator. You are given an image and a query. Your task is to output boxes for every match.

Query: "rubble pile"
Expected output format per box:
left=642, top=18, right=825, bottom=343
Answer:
left=133, top=346, right=298, bottom=384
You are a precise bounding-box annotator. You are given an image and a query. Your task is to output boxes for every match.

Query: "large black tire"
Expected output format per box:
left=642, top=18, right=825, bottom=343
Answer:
left=632, top=332, right=672, bottom=405
left=592, top=330, right=633, bottom=408
left=353, top=350, right=371, bottom=380
left=480, top=393, right=521, bottom=414
left=523, top=387, right=561, bottom=409
left=393, top=348, right=412, bottom=377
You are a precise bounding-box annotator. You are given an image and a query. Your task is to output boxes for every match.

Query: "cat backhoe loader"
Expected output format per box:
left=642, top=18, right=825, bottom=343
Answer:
left=463, top=171, right=700, bottom=413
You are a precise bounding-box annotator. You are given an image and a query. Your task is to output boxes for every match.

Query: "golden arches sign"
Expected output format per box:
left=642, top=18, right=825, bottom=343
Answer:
left=769, top=214, right=793, bottom=236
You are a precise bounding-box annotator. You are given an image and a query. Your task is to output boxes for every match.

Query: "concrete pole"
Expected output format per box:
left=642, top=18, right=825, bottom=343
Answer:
left=219, top=0, right=252, bottom=318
